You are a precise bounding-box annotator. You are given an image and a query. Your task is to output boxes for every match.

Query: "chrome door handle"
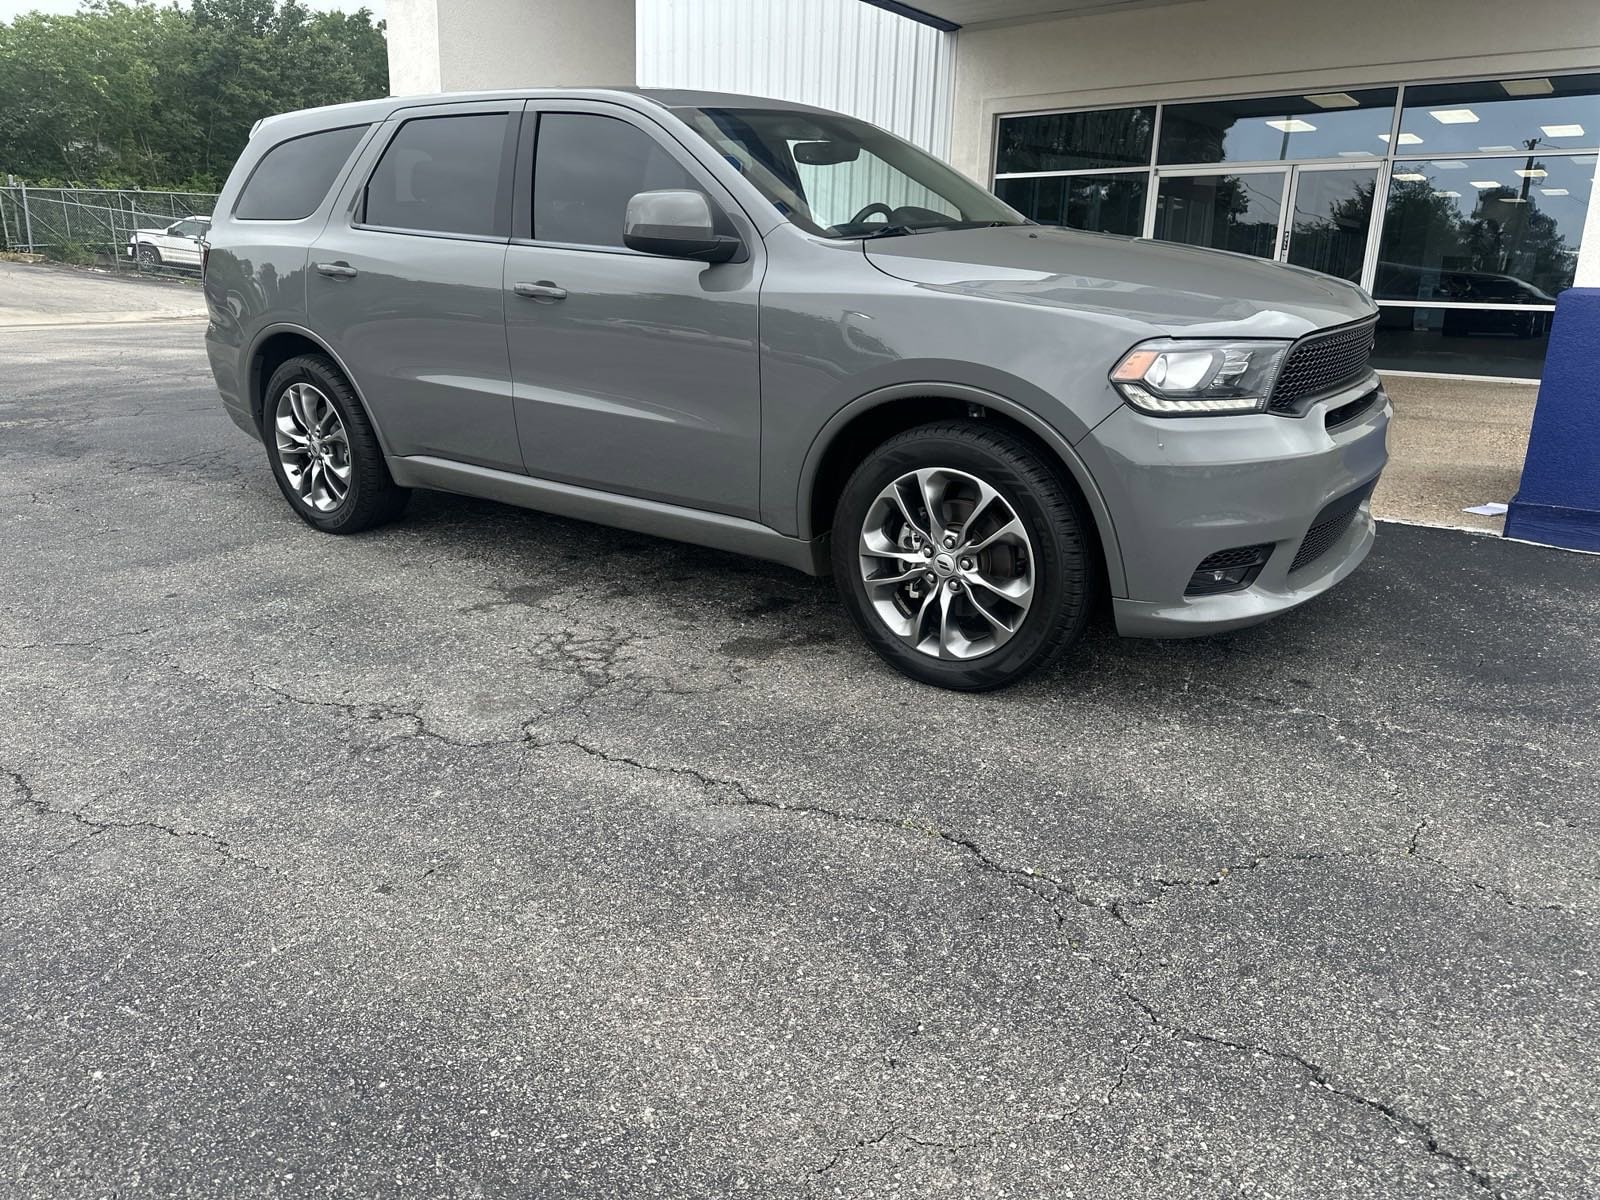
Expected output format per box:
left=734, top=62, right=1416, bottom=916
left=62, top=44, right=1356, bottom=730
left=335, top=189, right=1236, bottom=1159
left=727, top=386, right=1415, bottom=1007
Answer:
left=315, top=262, right=358, bottom=279
left=513, top=281, right=567, bottom=301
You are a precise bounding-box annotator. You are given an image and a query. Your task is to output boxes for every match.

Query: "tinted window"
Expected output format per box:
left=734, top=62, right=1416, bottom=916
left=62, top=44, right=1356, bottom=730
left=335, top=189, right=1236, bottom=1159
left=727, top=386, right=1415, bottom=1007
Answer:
left=1399, top=74, right=1600, bottom=156
left=365, top=113, right=511, bottom=237
left=1375, top=155, right=1590, bottom=301
left=235, top=125, right=367, bottom=221
left=534, top=113, right=706, bottom=248
left=1158, top=89, right=1396, bottom=164
left=995, top=173, right=1147, bottom=235
left=1154, top=172, right=1285, bottom=259
left=996, top=108, right=1155, bottom=173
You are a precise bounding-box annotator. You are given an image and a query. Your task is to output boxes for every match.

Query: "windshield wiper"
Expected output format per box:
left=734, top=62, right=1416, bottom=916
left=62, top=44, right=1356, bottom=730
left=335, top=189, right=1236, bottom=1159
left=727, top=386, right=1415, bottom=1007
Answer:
left=854, top=224, right=921, bottom=241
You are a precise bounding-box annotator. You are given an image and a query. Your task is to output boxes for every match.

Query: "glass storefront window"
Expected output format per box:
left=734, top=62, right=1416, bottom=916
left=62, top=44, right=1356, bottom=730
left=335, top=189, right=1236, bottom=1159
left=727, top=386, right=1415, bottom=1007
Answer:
left=994, top=173, right=1148, bottom=235
left=1373, top=306, right=1551, bottom=378
left=1375, top=155, right=1590, bottom=302
left=1157, top=88, right=1396, bottom=164
left=995, top=107, right=1155, bottom=173
left=1398, top=74, right=1600, bottom=156
left=1153, top=172, right=1284, bottom=259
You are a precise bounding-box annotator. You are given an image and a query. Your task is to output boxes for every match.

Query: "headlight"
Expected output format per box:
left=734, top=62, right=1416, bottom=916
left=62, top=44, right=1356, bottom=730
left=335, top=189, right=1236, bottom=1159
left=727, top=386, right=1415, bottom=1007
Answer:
left=1110, top=339, right=1290, bottom=416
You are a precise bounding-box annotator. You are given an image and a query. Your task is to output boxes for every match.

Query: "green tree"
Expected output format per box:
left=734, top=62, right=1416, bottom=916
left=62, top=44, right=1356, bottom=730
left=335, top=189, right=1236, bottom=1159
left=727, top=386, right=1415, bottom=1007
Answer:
left=0, top=0, right=388, bottom=189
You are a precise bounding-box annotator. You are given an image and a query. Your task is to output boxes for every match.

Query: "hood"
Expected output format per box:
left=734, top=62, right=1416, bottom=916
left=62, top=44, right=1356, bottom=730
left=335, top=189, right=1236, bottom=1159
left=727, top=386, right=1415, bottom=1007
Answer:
left=864, top=225, right=1375, bottom=339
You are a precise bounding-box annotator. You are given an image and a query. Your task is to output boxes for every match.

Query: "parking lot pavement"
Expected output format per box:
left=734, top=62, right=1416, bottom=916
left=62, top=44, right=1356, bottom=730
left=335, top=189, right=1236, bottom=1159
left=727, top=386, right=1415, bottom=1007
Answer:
left=2, top=318, right=1596, bottom=1200
left=0, top=259, right=205, bottom=328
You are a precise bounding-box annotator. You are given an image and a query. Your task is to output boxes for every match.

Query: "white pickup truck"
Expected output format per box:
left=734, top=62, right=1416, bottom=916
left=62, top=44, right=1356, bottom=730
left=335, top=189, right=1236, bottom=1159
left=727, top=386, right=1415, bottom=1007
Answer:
left=127, top=216, right=210, bottom=272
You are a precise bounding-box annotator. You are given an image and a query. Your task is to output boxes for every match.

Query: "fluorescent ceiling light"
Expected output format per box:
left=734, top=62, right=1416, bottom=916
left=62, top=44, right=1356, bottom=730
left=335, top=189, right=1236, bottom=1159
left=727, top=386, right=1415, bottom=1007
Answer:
left=1499, top=197, right=1528, bottom=203
left=1430, top=109, right=1480, bottom=124
left=1304, top=92, right=1360, bottom=109
left=1501, top=78, right=1554, bottom=96
left=1265, top=118, right=1317, bottom=133
left=1433, top=190, right=1461, bottom=198
left=1541, top=123, right=1586, bottom=138
left=1540, top=187, right=1571, bottom=196
left=1575, top=155, right=1598, bottom=165
left=1515, top=168, right=1549, bottom=178
left=1378, top=133, right=1424, bottom=145
left=1432, top=160, right=1470, bottom=169
left=1337, top=150, right=1376, bottom=157
left=1477, top=145, right=1518, bottom=152
left=1469, top=180, right=1502, bottom=188
left=1392, top=172, right=1428, bottom=181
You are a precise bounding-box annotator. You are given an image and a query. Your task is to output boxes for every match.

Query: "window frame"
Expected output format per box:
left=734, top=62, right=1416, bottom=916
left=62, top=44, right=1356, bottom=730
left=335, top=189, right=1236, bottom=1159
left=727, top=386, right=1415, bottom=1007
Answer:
left=512, top=99, right=752, bottom=260
left=232, top=123, right=374, bottom=224
left=352, top=103, right=523, bottom=244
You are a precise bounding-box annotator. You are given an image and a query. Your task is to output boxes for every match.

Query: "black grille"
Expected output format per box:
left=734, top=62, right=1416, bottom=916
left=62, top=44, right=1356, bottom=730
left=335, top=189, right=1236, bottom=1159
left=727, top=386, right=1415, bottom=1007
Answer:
left=1325, top=387, right=1381, bottom=431
left=1290, top=480, right=1377, bottom=573
left=1269, top=317, right=1378, bottom=414
left=1195, top=543, right=1273, bottom=571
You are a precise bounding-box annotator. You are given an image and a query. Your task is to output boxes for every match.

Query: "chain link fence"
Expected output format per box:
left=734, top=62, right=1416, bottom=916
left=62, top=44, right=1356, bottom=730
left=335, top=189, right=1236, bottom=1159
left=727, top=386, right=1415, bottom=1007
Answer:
left=0, top=186, right=218, bottom=272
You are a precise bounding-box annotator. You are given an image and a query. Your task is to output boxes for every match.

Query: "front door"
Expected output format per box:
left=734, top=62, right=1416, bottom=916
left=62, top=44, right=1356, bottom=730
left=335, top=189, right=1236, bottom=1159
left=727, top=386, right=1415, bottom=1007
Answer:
left=503, top=102, right=763, bottom=520
left=307, top=101, right=523, bottom=472
left=1152, top=164, right=1379, bottom=284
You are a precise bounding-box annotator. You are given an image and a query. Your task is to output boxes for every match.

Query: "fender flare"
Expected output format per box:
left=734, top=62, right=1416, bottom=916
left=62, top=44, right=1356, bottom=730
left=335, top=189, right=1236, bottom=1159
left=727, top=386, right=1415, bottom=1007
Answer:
left=245, top=322, right=394, bottom=456
left=796, top=381, right=1127, bottom=596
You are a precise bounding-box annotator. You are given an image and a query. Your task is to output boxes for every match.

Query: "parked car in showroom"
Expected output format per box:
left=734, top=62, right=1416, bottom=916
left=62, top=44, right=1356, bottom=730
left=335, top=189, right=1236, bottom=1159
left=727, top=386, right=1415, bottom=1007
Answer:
left=202, top=89, right=1389, bottom=690
left=128, top=215, right=209, bottom=271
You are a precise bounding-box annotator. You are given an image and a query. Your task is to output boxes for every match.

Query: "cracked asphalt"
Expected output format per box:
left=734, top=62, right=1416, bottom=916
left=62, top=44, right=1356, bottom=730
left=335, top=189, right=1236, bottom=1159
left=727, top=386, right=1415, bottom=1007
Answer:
left=3, top=299, right=1599, bottom=1197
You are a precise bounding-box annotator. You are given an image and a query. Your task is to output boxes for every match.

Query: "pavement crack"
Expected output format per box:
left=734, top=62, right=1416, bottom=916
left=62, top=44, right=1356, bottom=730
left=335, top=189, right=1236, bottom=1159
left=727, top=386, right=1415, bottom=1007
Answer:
left=6, top=767, right=287, bottom=879
left=1125, top=992, right=1505, bottom=1199
left=533, top=736, right=1118, bottom=927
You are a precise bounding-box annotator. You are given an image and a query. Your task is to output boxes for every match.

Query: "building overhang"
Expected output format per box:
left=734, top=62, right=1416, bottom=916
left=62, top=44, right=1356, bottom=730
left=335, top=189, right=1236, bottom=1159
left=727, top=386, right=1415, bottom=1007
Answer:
left=863, top=0, right=1207, bottom=32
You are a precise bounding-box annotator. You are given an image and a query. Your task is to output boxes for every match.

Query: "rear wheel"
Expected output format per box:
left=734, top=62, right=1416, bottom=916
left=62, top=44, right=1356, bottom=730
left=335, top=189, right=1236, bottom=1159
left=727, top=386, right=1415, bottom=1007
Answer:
left=832, top=421, right=1096, bottom=691
left=263, top=354, right=409, bottom=534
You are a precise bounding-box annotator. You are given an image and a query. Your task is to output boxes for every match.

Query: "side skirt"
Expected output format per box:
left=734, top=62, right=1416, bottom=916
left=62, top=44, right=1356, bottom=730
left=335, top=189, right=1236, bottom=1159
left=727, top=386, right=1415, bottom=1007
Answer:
left=388, top=455, right=830, bottom=576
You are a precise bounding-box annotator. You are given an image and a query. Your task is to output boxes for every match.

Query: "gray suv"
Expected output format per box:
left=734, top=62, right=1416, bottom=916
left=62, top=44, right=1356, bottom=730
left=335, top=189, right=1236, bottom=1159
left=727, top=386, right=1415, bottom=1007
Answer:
left=204, top=89, right=1389, bottom=690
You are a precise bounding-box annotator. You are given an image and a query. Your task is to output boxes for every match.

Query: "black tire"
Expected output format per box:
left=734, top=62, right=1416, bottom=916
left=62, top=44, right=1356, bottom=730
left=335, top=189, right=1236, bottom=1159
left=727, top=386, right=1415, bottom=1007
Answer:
left=831, top=420, right=1097, bottom=691
left=262, top=353, right=409, bottom=534
left=136, top=243, right=160, bottom=272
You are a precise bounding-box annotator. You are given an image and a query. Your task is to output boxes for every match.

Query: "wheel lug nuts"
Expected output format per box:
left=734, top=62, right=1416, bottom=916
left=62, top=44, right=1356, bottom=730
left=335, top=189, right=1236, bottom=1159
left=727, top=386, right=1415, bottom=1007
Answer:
left=922, top=547, right=934, bottom=558
left=959, top=557, right=974, bottom=571
left=942, top=534, right=956, bottom=548
left=947, top=579, right=961, bottom=592
left=924, top=572, right=936, bottom=583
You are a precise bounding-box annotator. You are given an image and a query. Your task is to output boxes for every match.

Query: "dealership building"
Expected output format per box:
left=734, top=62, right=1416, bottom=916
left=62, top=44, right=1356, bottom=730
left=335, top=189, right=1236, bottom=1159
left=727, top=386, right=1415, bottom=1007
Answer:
left=387, top=0, right=1600, bottom=383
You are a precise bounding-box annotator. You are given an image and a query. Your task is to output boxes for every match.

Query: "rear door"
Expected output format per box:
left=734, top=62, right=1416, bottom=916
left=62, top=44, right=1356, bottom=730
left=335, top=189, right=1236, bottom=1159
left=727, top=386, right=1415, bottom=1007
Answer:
left=307, top=100, right=524, bottom=471
left=502, top=101, right=764, bottom=518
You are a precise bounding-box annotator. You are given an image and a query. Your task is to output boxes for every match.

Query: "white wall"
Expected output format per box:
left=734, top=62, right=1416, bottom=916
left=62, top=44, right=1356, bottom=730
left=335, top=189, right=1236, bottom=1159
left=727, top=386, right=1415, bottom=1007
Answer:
left=388, top=0, right=636, bottom=96
left=636, top=0, right=955, bottom=156
left=950, top=0, right=1600, bottom=181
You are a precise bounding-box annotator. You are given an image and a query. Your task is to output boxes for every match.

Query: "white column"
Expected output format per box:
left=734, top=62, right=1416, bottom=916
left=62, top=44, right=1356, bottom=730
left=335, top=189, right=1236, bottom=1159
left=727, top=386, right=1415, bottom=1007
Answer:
left=389, top=0, right=636, bottom=97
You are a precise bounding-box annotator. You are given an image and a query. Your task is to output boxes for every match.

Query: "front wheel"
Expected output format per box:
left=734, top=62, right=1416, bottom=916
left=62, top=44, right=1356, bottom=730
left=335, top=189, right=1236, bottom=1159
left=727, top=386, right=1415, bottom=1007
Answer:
left=832, top=421, right=1097, bottom=691
left=136, top=243, right=160, bottom=272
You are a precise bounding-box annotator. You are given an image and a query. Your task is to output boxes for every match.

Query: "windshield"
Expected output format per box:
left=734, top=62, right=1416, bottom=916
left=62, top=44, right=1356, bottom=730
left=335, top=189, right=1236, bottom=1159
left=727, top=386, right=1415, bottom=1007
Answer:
left=674, top=106, right=1026, bottom=240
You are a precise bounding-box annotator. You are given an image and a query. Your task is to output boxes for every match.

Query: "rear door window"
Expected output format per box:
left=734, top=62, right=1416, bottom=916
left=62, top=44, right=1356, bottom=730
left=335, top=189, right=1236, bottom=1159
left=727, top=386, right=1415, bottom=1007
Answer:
left=234, top=125, right=368, bottom=221
left=364, top=113, right=514, bottom=238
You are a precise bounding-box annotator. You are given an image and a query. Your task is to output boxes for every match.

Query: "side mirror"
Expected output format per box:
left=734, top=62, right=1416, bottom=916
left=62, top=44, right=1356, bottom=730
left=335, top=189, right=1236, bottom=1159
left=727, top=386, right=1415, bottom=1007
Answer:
left=624, top=190, right=740, bottom=263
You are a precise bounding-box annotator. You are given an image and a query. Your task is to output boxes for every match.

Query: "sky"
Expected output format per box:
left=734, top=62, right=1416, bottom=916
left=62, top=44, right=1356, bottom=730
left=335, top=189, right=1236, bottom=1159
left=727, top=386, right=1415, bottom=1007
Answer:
left=0, top=0, right=385, bottom=19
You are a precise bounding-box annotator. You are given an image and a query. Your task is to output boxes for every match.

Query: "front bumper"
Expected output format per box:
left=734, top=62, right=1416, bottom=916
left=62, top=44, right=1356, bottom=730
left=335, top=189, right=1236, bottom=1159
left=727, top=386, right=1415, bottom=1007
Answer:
left=1079, top=376, right=1390, bottom=638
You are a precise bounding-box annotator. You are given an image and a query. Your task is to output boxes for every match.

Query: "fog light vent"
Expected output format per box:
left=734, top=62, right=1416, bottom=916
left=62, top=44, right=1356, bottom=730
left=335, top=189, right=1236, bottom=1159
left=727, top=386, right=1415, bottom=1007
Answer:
left=1186, top=543, right=1273, bottom=596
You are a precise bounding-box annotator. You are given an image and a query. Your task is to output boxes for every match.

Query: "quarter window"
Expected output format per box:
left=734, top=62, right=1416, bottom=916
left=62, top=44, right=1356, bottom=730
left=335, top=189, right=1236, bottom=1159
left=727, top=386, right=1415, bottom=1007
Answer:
left=364, top=113, right=512, bottom=238
left=234, top=125, right=368, bottom=221
left=533, top=113, right=707, bottom=248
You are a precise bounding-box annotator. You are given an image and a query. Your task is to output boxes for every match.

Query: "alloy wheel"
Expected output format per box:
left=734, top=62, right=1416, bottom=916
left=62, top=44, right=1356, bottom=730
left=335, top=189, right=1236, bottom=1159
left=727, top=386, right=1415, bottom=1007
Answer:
left=858, top=467, right=1036, bottom=660
left=273, top=382, right=352, bottom=513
